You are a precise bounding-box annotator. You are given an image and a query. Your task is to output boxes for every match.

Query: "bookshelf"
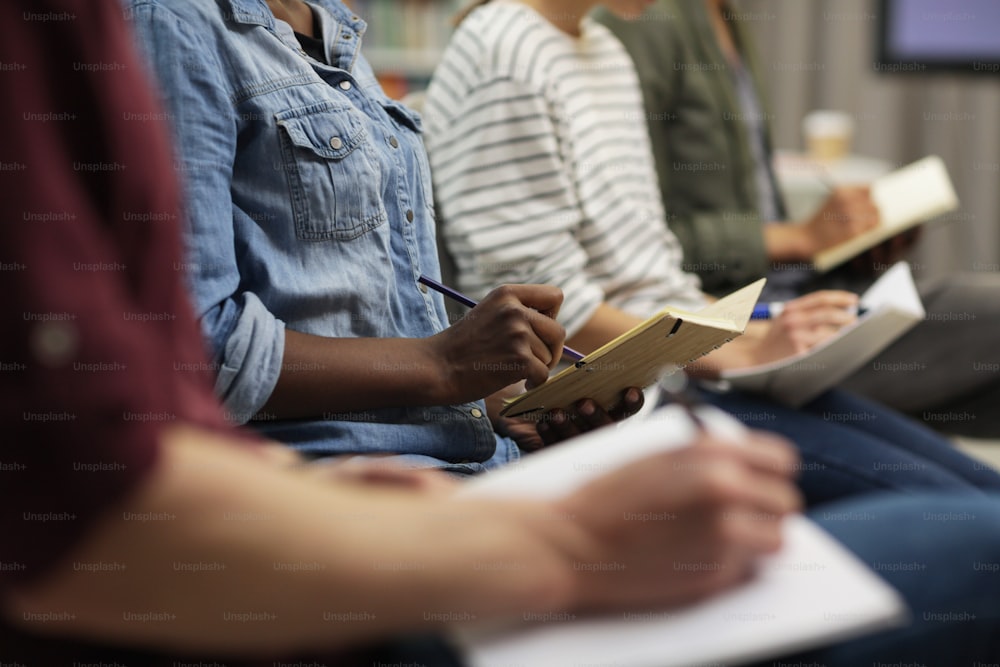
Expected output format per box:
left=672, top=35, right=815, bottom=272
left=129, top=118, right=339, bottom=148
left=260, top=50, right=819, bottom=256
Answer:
left=349, top=0, right=461, bottom=99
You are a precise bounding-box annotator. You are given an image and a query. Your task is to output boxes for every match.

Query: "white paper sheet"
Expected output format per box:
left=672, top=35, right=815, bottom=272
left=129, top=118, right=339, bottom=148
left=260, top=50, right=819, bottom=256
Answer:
left=454, top=407, right=908, bottom=667
left=721, top=262, right=924, bottom=406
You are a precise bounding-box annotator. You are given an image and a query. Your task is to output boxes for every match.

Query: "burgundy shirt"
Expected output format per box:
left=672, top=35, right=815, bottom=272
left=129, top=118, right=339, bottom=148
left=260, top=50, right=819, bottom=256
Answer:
left=0, top=4, right=461, bottom=665
left=0, top=0, right=244, bottom=663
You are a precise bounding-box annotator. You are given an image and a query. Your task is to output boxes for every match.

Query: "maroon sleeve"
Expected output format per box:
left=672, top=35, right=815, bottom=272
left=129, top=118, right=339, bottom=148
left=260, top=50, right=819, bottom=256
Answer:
left=0, top=0, right=237, bottom=592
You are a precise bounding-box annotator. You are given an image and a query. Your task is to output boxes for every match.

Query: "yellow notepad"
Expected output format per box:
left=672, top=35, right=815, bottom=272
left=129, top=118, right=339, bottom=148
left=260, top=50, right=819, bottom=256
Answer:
left=500, top=279, right=766, bottom=419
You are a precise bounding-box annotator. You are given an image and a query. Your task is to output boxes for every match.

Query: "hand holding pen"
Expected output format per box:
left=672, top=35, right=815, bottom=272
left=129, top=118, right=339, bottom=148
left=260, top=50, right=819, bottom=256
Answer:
left=748, top=290, right=862, bottom=365
left=420, top=275, right=578, bottom=403
left=800, top=185, right=880, bottom=257
left=420, top=275, right=584, bottom=361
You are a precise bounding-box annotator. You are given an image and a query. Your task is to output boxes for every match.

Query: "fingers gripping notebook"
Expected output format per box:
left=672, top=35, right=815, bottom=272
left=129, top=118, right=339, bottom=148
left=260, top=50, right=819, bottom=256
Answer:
left=500, top=279, right=766, bottom=419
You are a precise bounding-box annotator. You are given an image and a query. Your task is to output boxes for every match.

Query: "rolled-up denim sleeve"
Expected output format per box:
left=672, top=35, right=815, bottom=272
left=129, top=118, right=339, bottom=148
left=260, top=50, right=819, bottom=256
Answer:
left=128, top=4, right=284, bottom=421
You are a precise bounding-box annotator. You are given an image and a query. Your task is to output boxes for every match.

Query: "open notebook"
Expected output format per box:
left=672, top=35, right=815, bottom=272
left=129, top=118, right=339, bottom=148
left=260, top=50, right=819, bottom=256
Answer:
left=455, top=406, right=908, bottom=667
left=722, top=262, right=925, bottom=406
left=501, top=279, right=766, bottom=419
left=813, top=155, right=959, bottom=272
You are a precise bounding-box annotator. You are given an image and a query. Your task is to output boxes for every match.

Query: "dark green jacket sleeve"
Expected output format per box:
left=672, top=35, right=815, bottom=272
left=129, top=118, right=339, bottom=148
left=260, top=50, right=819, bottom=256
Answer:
left=594, top=1, right=773, bottom=296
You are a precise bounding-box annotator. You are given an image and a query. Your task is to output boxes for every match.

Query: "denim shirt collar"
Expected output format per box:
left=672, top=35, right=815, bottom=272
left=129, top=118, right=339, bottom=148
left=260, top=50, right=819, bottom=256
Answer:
left=219, top=0, right=366, bottom=70
left=217, top=0, right=273, bottom=27
left=219, top=0, right=366, bottom=33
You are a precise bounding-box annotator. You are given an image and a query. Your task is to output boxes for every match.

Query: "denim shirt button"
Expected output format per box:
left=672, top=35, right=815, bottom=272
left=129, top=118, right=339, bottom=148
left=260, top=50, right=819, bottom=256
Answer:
left=470, top=408, right=483, bottom=419
left=329, top=136, right=343, bottom=150
left=389, top=136, right=399, bottom=149
left=342, top=32, right=353, bottom=40
left=338, top=80, right=352, bottom=91
left=405, top=209, right=414, bottom=223
left=418, top=282, right=428, bottom=294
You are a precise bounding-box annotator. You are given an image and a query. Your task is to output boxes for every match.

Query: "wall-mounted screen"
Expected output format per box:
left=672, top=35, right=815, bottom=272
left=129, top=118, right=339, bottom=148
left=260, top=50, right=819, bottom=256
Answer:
left=878, top=0, right=1000, bottom=74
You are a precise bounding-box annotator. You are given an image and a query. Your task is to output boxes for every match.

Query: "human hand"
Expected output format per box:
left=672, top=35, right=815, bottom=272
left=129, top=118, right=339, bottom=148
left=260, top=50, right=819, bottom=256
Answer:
left=749, top=290, right=859, bottom=365
left=489, top=386, right=646, bottom=452
left=429, top=284, right=566, bottom=404
left=555, top=432, right=802, bottom=611
left=801, top=186, right=880, bottom=257
left=533, top=388, right=645, bottom=448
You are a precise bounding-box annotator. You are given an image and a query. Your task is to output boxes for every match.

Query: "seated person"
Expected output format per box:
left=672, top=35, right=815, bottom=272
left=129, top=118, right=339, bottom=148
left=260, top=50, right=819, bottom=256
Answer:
left=595, top=0, right=1000, bottom=436
left=124, top=0, right=641, bottom=474
left=3, top=6, right=1000, bottom=667
left=422, top=0, right=1000, bottom=505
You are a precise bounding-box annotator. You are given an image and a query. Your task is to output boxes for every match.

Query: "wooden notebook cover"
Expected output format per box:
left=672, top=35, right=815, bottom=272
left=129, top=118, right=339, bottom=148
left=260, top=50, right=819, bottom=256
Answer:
left=501, top=279, right=766, bottom=419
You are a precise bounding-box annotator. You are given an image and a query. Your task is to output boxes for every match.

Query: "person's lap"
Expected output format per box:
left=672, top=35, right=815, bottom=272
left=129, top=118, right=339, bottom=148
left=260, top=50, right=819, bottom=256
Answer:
left=818, top=271, right=1000, bottom=437
left=783, top=493, right=1000, bottom=666
left=696, top=385, right=1000, bottom=506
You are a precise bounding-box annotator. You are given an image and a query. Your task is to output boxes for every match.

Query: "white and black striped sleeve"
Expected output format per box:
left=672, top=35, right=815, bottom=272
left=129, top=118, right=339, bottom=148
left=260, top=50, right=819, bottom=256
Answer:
left=427, top=76, right=605, bottom=337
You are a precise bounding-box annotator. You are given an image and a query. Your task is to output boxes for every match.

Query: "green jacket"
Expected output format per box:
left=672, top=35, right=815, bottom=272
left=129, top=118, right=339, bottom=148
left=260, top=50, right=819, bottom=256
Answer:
left=594, top=0, right=779, bottom=296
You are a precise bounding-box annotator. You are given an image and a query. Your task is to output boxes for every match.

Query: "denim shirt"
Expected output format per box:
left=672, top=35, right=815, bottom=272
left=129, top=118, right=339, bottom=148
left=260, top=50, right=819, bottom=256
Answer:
left=126, top=0, right=506, bottom=468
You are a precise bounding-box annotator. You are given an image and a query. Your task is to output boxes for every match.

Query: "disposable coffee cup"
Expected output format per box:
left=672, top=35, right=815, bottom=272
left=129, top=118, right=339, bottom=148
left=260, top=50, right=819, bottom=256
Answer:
left=803, top=110, right=854, bottom=162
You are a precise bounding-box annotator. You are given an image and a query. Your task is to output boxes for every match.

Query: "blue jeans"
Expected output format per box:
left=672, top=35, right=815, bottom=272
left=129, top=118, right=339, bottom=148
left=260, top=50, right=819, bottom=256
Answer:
left=776, top=494, right=1000, bottom=666
left=697, top=387, right=1000, bottom=506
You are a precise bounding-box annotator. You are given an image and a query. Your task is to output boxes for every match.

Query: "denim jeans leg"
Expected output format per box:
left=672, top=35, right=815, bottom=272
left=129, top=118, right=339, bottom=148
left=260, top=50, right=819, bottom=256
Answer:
left=781, top=493, right=1000, bottom=666
left=801, top=388, right=1000, bottom=491
left=697, top=387, right=1000, bottom=507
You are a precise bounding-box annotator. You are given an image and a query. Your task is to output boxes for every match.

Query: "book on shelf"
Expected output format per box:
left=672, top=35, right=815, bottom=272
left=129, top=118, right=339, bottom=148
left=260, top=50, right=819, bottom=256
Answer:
left=353, top=0, right=458, bottom=72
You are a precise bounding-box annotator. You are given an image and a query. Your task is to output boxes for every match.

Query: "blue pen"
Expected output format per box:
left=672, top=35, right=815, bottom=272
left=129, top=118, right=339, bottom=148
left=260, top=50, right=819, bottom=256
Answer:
left=750, top=302, right=786, bottom=320
left=751, top=302, right=868, bottom=320
left=417, top=275, right=586, bottom=362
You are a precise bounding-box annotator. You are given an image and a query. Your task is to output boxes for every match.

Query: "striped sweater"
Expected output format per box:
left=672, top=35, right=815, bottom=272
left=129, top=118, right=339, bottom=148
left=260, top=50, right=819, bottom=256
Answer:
left=424, top=1, right=704, bottom=337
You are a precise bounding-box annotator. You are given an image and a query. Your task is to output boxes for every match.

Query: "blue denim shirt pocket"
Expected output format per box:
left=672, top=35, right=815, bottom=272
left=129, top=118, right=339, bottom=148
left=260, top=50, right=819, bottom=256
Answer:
left=275, top=102, right=388, bottom=241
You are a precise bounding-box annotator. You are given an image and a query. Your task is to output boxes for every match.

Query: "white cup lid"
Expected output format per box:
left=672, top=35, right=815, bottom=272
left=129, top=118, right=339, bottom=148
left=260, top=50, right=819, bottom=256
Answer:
left=803, top=110, right=854, bottom=136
